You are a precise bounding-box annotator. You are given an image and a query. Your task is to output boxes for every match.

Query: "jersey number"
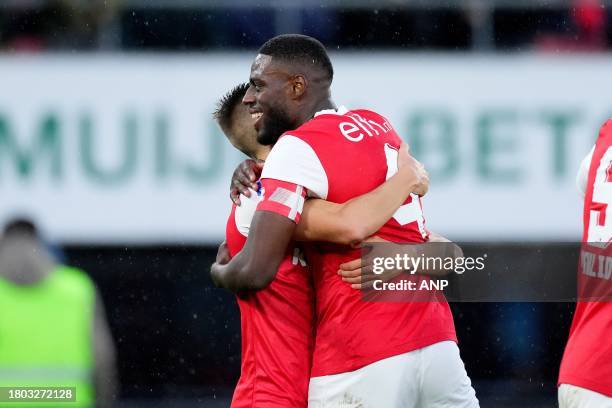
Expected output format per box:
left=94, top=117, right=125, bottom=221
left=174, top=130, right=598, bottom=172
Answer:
left=588, top=146, right=612, bottom=246
left=384, top=144, right=427, bottom=238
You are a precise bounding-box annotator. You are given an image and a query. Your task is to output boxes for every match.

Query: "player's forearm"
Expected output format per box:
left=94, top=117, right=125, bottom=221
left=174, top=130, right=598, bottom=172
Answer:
left=335, top=167, right=419, bottom=242
left=211, top=256, right=243, bottom=292
left=211, top=252, right=275, bottom=292
left=294, top=168, right=419, bottom=245
left=212, top=211, right=295, bottom=292
left=294, top=200, right=347, bottom=243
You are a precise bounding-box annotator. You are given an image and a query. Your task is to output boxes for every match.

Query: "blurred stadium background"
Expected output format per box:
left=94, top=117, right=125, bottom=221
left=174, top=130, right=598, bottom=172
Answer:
left=1, top=0, right=611, bottom=407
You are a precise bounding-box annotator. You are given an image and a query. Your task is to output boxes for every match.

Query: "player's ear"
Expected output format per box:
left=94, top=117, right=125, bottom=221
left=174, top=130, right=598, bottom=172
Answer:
left=291, top=75, right=307, bottom=99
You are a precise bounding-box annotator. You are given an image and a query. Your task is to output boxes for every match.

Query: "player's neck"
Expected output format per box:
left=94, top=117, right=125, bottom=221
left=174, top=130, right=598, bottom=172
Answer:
left=299, top=98, right=335, bottom=125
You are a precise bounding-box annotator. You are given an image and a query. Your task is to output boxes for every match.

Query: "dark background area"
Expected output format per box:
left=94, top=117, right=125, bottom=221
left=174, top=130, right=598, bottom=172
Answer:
left=65, top=244, right=577, bottom=405
left=0, top=2, right=611, bottom=52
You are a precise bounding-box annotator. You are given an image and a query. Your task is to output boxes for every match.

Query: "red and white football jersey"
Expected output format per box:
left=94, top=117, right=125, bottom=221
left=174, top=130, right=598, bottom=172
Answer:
left=256, top=107, right=457, bottom=377
left=559, top=119, right=612, bottom=397
left=226, top=189, right=314, bottom=408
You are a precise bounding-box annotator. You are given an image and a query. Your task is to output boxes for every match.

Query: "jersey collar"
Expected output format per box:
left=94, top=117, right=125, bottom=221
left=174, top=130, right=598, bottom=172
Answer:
left=314, top=105, right=348, bottom=117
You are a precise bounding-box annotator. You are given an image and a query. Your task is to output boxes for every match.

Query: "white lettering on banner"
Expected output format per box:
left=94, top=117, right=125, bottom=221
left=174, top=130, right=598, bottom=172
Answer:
left=587, top=147, right=612, bottom=246
left=0, top=55, right=608, bottom=242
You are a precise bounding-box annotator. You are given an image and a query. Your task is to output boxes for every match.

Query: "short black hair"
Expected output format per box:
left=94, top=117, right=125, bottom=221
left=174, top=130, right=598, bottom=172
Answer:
left=213, top=82, right=249, bottom=130
left=3, top=218, right=38, bottom=238
left=258, top=34, right=333, bottom=82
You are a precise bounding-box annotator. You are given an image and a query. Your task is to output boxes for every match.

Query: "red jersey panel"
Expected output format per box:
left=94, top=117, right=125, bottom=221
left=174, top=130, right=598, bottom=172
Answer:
left=559, top=119, right=612, bottom=397
left=226, top=197, right=314, bottom=408
left=259, top=108, right=456, bottom=377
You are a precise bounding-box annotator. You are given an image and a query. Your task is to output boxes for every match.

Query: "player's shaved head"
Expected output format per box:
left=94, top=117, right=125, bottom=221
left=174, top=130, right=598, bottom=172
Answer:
left=258, top=34, right=333, bottom=83
left=243, top=34, right=336, bottom=146
left=214, top=83, right=270, bottom=161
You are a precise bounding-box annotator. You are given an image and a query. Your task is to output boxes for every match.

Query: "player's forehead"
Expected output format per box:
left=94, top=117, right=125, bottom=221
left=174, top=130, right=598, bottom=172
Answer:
left=250, top=54, right=289, bottom=81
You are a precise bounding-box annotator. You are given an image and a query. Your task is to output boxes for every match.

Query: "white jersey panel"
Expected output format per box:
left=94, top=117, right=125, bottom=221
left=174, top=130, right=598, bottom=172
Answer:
left=261, top=135, right=329, bottom=200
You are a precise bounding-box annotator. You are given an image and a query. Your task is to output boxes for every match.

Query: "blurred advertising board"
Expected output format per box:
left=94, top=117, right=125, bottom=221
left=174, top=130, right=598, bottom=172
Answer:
left=0, top=54, right=608, bottom=243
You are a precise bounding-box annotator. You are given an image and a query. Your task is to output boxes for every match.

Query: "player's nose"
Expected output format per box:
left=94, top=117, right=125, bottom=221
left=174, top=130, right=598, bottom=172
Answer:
left=242, top=86, right=255, bottom=106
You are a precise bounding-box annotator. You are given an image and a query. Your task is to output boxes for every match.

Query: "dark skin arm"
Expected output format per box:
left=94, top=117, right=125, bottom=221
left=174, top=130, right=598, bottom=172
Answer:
left=210, top=211, right=296, bottom=292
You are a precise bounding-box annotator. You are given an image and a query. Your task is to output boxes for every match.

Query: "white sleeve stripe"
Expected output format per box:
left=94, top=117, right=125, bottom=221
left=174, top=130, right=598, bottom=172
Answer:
left=289, top=185, right=304, bottom=220
left=269, top=187, right=295, bottom=206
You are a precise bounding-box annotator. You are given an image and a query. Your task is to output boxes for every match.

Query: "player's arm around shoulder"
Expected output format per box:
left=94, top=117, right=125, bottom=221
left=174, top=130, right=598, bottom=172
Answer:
left=294, top=142, right=428, bottom=246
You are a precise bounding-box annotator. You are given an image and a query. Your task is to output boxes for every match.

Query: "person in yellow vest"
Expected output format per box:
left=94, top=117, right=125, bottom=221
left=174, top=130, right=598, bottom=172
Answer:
left=0, top=218, right=117, bottom=408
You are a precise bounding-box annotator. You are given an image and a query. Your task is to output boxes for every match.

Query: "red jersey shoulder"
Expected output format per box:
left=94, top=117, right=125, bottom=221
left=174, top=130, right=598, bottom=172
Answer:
left=598, top=119, right=612, bottom=142
left=280, top=108, right=397, bottom=145
left=600, top=118, right=612, bottom=132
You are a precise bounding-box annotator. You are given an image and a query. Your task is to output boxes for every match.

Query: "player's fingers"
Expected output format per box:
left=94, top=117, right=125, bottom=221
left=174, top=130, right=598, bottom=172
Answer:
left=233, top=161, right=258, bottom=191
left=235, top=168, right=254, bottom=188
left=232, top=177, right=252, bottom=198
left=360, top=268, right=381, bottom=284
left=244, top=161, right=262, bottom=190
left=358, top=279, right=380, bottom=291
left=355, top=281, right=371, bottom=290
left=352, top=279, right=377, bottom=291
left=357, top=263, right=375, bottom=275
left=338, top=268, right=361, bottom=278
left=254, top=159, right=265, bottom=172
left=397, top=142, right=415, bottom=170
left=230, top=188, right=242, bottom=206
left=341, top=275, right=362, bottom=284
left=240, top=160, right=257, bottom=182
left=339, top=258, right=362, bottom=272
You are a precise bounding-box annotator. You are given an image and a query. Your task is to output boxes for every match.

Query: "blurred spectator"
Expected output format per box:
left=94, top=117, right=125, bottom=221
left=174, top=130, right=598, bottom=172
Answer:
left=1, top=0, right=117, bottom=52
left=535, top=0, right=608, bottom=52
left=0, top=1, right=608, bottom=52
left=0, top=218, right=118, bottom=407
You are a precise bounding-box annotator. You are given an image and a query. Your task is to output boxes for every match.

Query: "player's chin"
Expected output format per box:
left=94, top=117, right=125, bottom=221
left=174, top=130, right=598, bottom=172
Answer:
left=256, top=129, right=277, bottom=146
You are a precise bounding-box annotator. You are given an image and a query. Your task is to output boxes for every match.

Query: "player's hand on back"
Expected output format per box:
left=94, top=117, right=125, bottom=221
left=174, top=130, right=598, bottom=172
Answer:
left=230, top=159, right=264, bottom=205
left=338, top=237, right=416, bottom=290
left=397, top=142, right=429, bottom=196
